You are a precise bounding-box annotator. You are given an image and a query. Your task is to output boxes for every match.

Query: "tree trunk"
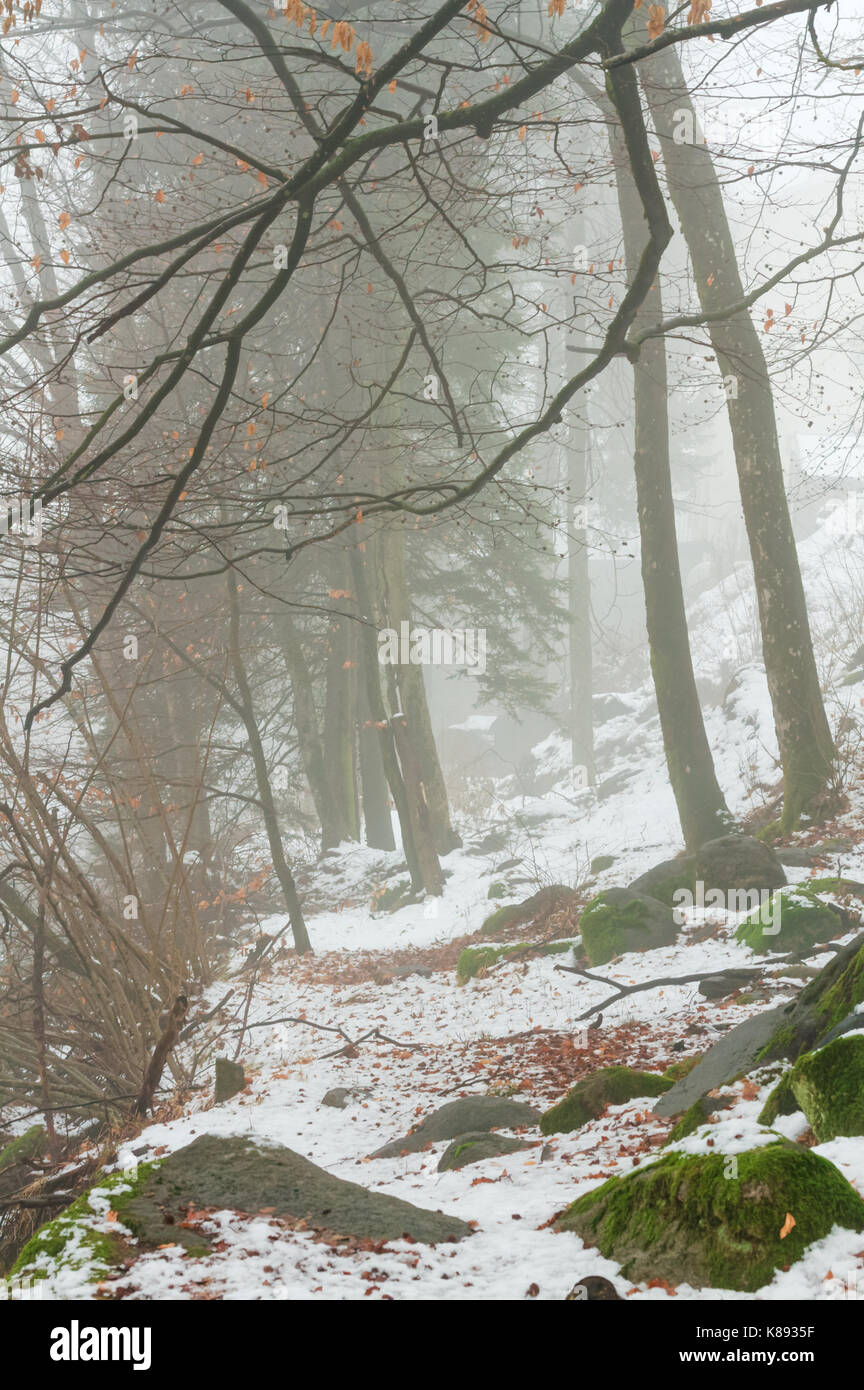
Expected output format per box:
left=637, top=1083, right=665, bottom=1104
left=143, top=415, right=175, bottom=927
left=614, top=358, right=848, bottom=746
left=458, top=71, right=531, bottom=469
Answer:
left=356, top=638, right=396, bottom=850
left=638, top=39, right=834, bottom=830
left=349, top=544, right=443, bottom=894
left=608, top=110, right=733, bottom=849
left=563, top=226, right=596, bottom=785
left=226, top=571, right=312, bottom=954
left=280, top=610, right=352, bottom=849
left=322, top=554, right=360, bottom=843
left=378, top=526, right=461, bottom=853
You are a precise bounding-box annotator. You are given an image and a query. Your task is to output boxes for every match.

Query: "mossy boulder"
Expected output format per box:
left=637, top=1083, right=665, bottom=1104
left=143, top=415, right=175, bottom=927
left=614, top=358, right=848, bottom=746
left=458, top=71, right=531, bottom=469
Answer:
left=122, top=1135, right=471, bottom=1246
left=735, top=886, right=843, bottom=955
left=478, top=884, right=576, bottom=937
left=486, top=881, right=508, bottom=901
left=436, top=1131, right=532, bottom=1172
left=579, top=888, right=678, bottom=966
left=782, top=1035, right=864, bottom=1141
left=661, top=1055, right=702, bottom=1083
left=757, top=1071, right=800, bottom=1127
left=556, top=1143, right=864, bottom=1292
left=757, top=932, right=864, bottom=1064
left=457, top=944, right=503, bottom=981
left=456, top=938, right=575, bottom=982
left=10, top=1163, right=157, bottom=1284
left=665, top=1093, right=736, bottom=1144
left=540, top=1067, right=672, bottom=1135
left=627, top=855, right=697, bottom=907
left=805, top=875, right=864, bottom=901
left=589, top=854, right=617, bottom=876
left=694, top=834, right=786, bottom=897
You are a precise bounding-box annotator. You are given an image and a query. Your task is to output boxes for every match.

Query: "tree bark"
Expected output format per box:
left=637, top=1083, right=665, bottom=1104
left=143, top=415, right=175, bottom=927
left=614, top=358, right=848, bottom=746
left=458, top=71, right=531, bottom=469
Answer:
left=356, top=635, right=396, bottom=850
left=604, top=89, right=733, bottom=848
left=638, top=38, right=834, bottom=830
left=349, top=544, right=443, bottom=894
left=322, top=554, right=360, bottom=843
left=226, top=571, right=312, bottom=954
left=280, top=610, right=352, bottom=849
left=378, top=526, right=461, bottom=854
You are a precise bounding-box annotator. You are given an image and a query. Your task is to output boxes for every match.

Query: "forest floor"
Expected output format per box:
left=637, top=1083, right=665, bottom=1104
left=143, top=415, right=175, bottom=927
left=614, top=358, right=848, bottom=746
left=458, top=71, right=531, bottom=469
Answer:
left=22, top=639, right=864, bottom=1301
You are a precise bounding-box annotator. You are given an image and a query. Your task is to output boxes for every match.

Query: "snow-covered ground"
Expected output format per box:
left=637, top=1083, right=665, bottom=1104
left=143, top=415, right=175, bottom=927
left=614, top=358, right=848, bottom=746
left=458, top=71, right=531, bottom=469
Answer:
left=12, top=501, right=864, bottom=1302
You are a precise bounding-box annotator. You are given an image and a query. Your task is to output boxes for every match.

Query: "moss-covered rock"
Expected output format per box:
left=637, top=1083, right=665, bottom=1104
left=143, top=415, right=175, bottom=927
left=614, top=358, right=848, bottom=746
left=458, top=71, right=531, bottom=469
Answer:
left=457, top=945, right=502, bottom=981
left=735, top=886, right=843, bottom=955
left=661, top=1056, right=702, bottom=1084
left=478, top=884, right=576, bottom=937
left=456, top=938, right=574, bottom=982
left=10, top=1163, right=157, bottom=1285
left=627, top=855, right=697, bottom=907
left=124, top=1135, right=471, bottom=1245
left=785, top=1035, right=864, bottom=1141
left=665, top=1099, right=708, bottom=1144
left=436, top=1131, right=532, bottom=1172
left=757, top=1071, right=800, bottom=1126
left=579, top=888, right=678, bottom=966
left=805, top=875, right=864, bottom=900
left=214, top=1057, right=246, bottom=1104
left=540, top=1067, right=672, bottom=1136
left=486, top=881, right=508, bottom=901
left=665, top=1093, right=736, bottom=1144
left=556, top=1143, right=864, bottom=1291
left=589, top=854, right=617, bottom=876
left=757, top=933, right=864, bottom=1064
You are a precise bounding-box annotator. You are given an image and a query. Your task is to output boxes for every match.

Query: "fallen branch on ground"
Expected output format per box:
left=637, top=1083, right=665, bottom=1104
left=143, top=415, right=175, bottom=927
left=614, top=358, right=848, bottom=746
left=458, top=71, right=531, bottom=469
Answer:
left=555, top=944, right=843, bottom=1022
left=236, top=1014, right=422, bottom=1058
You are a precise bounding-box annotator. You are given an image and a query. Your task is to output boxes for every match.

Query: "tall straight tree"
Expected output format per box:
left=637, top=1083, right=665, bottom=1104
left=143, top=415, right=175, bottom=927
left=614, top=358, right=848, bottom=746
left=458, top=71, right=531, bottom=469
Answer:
left=636, top=32, right=835, bottom=831
left=608, top=113, right=732, bottom=848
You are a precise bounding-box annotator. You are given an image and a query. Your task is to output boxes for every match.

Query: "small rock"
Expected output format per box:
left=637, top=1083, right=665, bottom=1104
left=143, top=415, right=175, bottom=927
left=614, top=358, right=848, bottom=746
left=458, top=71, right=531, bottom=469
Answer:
left=321, top=1088, right=351, bottom=1109
left=565, top=1276, right=622, bottom=1301
left=698, top=968, right=761, bottom=1000
left=777, top=848, right=818, bottom=867
left=214, top=1057, right=246, bottom=1104
left=372, top=1095, right=540, bottom=1158
left=436, top=1131, right=532, bottom=1171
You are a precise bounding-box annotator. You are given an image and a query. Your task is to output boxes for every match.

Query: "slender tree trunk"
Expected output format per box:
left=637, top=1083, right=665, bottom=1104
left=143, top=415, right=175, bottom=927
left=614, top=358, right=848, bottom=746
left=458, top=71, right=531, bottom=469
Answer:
left=608, top=112, right=733, bottom=849
left=349, top=544, right=443, bottom=894
left=34, top=842, right=59, bottom=1160
left=356, top=641, right=396, bottom=849
left=638, top=39, right=834, bottom=830
left=378, top=526, right=461, bottom=853
left=322, top=553, right=360, bottom=842
left=563, top=231, right=596, bottom=784
left=226, top=571, right=311, bottom=954
left=280, top=611, right=351, bottom=849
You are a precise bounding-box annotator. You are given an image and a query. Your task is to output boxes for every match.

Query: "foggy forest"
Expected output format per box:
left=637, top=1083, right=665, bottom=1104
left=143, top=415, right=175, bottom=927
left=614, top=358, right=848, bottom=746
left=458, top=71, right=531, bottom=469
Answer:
left=2, top=0, right=864, bottom=1329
